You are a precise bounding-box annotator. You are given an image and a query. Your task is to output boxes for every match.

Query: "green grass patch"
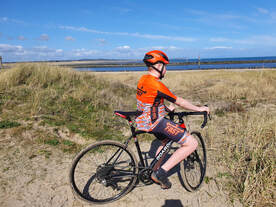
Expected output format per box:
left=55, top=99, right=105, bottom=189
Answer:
left=204, top=176, right=213, bottom=184
left=0, top=120, right=21, bottom=129
left=44, top=138, right=60, bottom=146
left=62, top=140, right=74, bottom=146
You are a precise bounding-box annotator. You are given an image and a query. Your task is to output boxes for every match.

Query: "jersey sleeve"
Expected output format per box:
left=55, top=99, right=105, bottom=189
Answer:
left=157, top=82, right=177, bottom=103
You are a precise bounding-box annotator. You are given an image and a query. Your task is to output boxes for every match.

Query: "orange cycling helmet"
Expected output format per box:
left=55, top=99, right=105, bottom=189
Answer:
left=143, top=50, right=169, bottom=65
left=143, top=50, right=169, bottom=79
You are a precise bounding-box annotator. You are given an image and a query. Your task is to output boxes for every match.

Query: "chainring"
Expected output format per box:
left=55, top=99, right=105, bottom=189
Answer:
left=138, top=168, right=154, bottom=185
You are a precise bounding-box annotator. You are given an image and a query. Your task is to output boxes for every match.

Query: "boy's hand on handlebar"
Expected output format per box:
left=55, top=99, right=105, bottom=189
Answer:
left=198, top=106, right=210, bottom=114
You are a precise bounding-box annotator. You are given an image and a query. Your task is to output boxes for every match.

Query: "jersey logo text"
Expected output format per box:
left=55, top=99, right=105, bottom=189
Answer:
left=137, top=86, right=147, bottom=96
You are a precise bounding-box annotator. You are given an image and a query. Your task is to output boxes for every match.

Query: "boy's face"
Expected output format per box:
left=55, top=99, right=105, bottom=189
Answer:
left=155, top=63, right=167, bottom=77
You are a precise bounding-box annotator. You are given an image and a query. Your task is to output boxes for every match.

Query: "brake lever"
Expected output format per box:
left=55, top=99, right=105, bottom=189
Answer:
left=201, top=111, right=208, bottom=128
left=208, top=113, right=212, bottom=120
left=204, top=104, right=212, bottom=120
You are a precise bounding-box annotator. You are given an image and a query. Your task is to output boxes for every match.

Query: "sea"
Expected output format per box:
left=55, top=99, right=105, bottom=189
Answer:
left=76, top=56, right=276, bottom=72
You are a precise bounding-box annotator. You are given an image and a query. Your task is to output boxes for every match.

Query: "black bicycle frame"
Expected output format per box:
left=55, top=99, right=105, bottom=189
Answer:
left=121, top=110, right=209, bottom=171
left=123, top=124, right=173, bottom=170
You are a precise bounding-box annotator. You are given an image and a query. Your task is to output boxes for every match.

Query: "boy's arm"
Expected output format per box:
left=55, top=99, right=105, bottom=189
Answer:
left=175, top=97, right=209, bottom=113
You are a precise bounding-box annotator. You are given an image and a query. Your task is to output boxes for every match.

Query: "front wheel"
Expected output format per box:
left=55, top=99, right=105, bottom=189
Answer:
left=180, top=131, right=207, bottom=191
left=69, top=140, right=138, bottom=204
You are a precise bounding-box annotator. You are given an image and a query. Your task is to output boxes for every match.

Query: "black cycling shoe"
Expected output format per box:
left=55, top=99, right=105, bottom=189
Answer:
left=151, top=168, right=172, bottom=189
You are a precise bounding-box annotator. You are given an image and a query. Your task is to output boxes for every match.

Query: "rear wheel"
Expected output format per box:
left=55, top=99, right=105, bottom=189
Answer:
left=69, top=140, right=138, bottom=204
left=181, top=131, right=207, bottom=191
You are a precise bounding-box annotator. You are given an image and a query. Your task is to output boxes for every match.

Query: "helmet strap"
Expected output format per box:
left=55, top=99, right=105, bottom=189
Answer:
left=151, top=63, right=165, bottom=80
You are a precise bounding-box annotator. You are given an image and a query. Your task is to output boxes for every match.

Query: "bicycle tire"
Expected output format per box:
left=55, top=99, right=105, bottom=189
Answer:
left=69, top=140, right=138, bottom=204
left=180, top=131, right=207, bottom=191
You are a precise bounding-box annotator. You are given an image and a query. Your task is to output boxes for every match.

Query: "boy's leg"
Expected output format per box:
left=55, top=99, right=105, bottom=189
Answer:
left=161, top=134, right=198, bottom=172
left=153, top=139, right=168, bottom=171
left=151, top=135, right=198, bottom=189
left=150, top=118, right=198, bottom=189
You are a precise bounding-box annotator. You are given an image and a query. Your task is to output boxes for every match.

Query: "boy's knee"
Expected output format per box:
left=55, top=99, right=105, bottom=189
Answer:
left=184, top=135, right=198, bottom=150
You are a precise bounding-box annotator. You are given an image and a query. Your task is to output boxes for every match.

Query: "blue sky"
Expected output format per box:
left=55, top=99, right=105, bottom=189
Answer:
left=1, top=0, right=276, bottom=62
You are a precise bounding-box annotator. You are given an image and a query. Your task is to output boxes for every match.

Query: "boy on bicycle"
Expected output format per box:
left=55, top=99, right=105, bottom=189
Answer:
left=135, top=50, right=209, bottom=189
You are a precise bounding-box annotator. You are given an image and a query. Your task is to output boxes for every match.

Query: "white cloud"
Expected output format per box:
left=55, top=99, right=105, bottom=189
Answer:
left=151, top=46, right=166, bottom=50
left=234, top=35, right=276, bottom=45
left=0, top=44, right=64, bottom=61
left=65, top=36, right=75, bottom=41
left=60, top=26, right=107, bottom=34
left=0, top=44, right=23, bottom=53
left=149, top=46, right=183, bottom=52
left=0, top=17, right=8, bottom=22
left=96, top=38, right=107, bottom=45
left=185, top=9, right=266, bottom=29
left=115, top=45, right=131, bottom=54
left=39, top=34, right=49, bottom=41
left=257, top=8, right=269, bottom=14
left=271, top=12, right=276, bottom=20
left=32, top=46, right=63, bottom=54
left=72, top=48, right=99, bottom=57
left=168, top=46, right=177, bottom=49
left=17, top=35, right=27, bottom=41
left=0, top=43, right=195, bottom=61
left=117, top=45, right=130, bottom=50
left=111, top=7, right=132, bottom=14
left=256, top=8, right=276, bottom=21
left=210, top=37, right=230, bottom=42
left=186, top=9, right=242, bottom=21
left=204, top=46, right=233, bottom=50
left=209, top=35, right=276, bottom=46
left=131, top=33, right=196, bottom=42
left=0, top=17, right=26, bottom=25
left=2, top=34, right=276, bottom=62
left=60, top=25, right=196, bottom=42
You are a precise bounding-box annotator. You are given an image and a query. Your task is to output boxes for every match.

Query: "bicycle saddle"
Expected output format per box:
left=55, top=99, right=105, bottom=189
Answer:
left=114, top=110, right=143, bottom=120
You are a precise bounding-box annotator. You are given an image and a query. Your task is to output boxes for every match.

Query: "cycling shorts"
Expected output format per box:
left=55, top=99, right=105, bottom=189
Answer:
left=151, top=118, right=190, bottom=145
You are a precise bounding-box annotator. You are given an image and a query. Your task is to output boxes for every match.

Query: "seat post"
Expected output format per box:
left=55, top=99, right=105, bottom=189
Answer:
left=130, top=125, right=136, bottom=136
left=133, top=135, right=145, bottom=168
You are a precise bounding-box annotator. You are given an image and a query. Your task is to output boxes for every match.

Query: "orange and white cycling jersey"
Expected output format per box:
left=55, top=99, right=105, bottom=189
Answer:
left=135, top=74, right=177, bottom=131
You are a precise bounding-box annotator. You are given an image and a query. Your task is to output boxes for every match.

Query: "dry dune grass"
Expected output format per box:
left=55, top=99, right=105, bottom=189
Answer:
left=0, top=63, right=136, bottom=142
left=0, top=64, right=275, bottom=206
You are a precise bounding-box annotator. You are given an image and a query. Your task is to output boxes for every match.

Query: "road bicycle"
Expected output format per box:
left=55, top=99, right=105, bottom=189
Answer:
left=69, top=110, right=210, bottom=204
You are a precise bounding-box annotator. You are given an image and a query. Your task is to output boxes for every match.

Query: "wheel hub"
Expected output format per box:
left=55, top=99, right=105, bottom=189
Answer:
left=96, top=164, right=114, bottom=180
